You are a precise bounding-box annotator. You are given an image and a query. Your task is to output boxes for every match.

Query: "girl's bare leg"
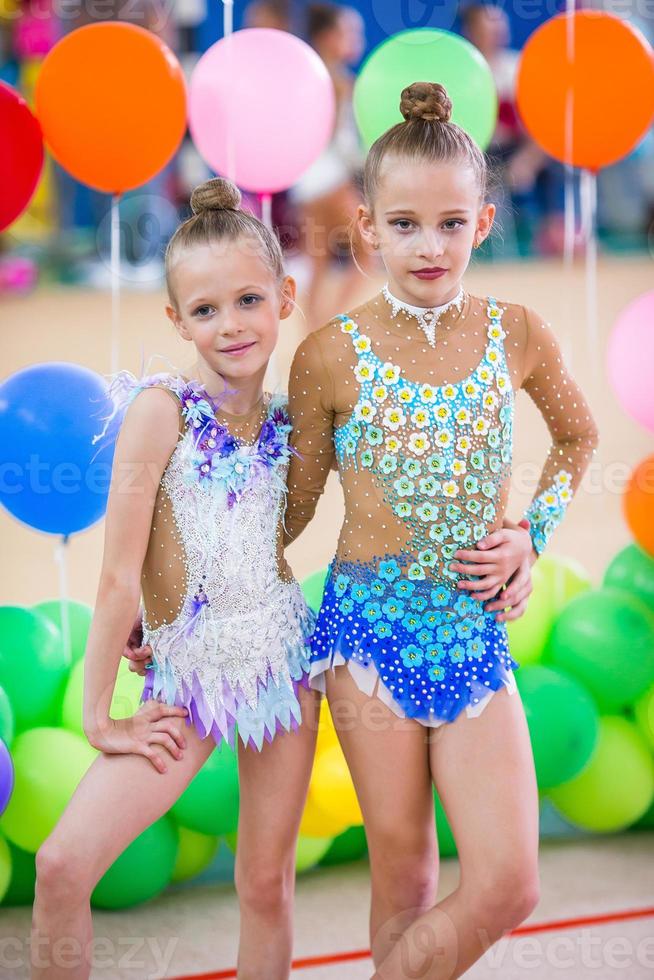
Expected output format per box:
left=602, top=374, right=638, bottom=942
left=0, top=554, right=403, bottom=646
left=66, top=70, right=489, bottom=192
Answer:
left=31, top=716, right=215, bottom=980
left=325, top=667, right=439, bottom=968
left=234, top=685, right=321, bottom=980
left=373, top=684, right=541, bottom=980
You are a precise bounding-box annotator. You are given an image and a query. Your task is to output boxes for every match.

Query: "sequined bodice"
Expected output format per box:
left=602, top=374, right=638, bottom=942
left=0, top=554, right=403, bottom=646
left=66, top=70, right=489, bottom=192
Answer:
left=332, top=298, right=513, bottom=584
left=284, top=287, right=599, bottom=564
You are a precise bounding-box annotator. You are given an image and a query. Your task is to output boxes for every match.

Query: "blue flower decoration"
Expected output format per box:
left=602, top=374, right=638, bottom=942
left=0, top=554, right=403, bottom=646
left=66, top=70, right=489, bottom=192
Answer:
left=400, top=645, right=424, bottom=668
left=382, top=598, right=405, bottom=621
left=362, top=601, right=382, bottom=623
left=379, top=559, right=401, bottom=582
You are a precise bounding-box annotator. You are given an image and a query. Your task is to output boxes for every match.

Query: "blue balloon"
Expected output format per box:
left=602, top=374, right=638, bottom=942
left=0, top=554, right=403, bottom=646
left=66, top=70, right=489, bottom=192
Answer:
left=0, top=363, right=116, bottom=535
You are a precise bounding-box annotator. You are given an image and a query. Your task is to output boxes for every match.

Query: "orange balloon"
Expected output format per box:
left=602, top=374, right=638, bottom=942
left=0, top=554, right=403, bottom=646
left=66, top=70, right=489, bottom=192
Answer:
left=517, top=12, right=654, bottom=171
left=35, top=23, right=187, bottom=194
left=623, top=455, right=654, bottom=557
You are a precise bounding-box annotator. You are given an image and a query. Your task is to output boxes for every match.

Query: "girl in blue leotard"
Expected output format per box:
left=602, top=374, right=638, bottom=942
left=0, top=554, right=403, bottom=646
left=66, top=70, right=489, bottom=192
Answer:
left=284, top=82, right=599, bottom=977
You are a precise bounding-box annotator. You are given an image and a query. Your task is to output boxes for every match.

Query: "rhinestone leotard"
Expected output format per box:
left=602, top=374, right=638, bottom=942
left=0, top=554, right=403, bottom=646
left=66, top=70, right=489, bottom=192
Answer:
left=98, top=370, right=315, bottom=750
left=284, top=288, right=599, bottom=726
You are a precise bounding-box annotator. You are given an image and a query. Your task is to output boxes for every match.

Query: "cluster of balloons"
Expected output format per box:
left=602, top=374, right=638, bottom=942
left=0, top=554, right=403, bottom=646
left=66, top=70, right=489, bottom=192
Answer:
left=1, top=21, right=336, bottom=215
left=5, top=9, right=651, bottom=229
left=607, top=289, right=654, bottom=558
left=0, top=596, right=370, bottom=909
left=1, top=540, right=653, bottom=909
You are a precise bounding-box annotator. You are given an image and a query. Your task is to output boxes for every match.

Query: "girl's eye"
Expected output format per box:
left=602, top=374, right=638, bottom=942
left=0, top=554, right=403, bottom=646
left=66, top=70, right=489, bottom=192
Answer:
left=194, top=305, right=214, bottom=317
left=443, top=219, right=465, bottom=230
left=392, top=219, right=414, bottom=231
left=240, top=294, right=261, bottom=306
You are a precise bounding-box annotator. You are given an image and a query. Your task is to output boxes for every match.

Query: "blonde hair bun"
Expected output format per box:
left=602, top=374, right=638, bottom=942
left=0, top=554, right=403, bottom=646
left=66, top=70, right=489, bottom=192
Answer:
left=190, top=177, right=242, bottom=215
left=400, top=81, right=452, bottom=124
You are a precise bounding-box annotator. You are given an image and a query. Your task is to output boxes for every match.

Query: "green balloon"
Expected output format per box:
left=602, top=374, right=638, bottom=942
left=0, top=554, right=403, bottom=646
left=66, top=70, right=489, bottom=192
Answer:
left=516, top=665, right=599, bottom=790
left=633, top=682, right=654, bottom=751
left=171, top=744, right=239, bottom=836
left=0, top=686, right=14, bottom=747
left=604, top=544, right=654, bottom=612
left=296, top=835, right=333, bottom=873
left=507, top=555, right=591, bottom=665
left=434, top=790, right=457, bottom=858
left=547, top=716, right=654, bottom=832
left=33, top=600, right=93, bottom=663
left=633, top=794, right=654, bottom=829
left=0, top=607, right=70, bottom=732
left=0, top=839, right=36, bottom=906
left=61, top=656, right=144, bottom=735
left=92, top=816, right=178, bottom=909
left=545, top=588, right=654, bottom=712
left=301, top=568, right=328, bottom=614
left=319, top=825, right=368, bottom=866
left=0, top=835, right=10, bottom=902
left=353, top=29, right=497, bottom=150
left=0, top=727, right=97, bottom=852
left=172, top=827, right=220, bottom=883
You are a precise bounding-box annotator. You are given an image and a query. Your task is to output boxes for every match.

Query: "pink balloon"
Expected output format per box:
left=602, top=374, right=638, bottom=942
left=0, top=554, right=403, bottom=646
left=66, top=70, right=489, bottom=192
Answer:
left=188, top=29, right=336, bottom=194
left=607, top=290, right=654, bottom=433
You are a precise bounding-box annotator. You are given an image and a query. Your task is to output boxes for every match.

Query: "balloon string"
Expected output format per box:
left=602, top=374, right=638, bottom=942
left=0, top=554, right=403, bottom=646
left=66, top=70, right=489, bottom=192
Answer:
left=261, top=193, right=272, bottom=229
left=54, top=535, right=71, bottom=662
left=223, top=1, right=236, bottom=182
left=563, top=2, right=575, bottom=269
left=110, top=193, right=121, bottom=374
left=259, top=192, right=281, bottom=392
left=581, top=169, right=600, bottom=385
left=222, top=0, right=233, bottom=35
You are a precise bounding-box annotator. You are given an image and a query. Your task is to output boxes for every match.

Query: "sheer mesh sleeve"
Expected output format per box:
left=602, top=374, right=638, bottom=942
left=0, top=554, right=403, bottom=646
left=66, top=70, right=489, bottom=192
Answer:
left=284, top=331, right=336, bottom=547
left=519, top=306, right=599, bottom=556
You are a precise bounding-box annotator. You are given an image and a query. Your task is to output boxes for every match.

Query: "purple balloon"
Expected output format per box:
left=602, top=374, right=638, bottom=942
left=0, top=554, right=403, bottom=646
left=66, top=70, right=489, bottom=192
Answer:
left=0, top=738, right=13, bottom=816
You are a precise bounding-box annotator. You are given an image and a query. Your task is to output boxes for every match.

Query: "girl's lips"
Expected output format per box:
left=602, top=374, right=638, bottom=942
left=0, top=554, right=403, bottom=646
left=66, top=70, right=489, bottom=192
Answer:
left=412, top=269, right=447, bottom=280
left=221, top=341, right=256, bottom=357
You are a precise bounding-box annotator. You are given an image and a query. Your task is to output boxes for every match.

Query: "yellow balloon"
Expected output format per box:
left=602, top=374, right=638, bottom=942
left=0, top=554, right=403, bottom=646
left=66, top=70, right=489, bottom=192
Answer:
left=311, top=744, right=363, bottom=827
left=315, top=698, right=340, bottom=752
left=300, top=790, right=352, bottom=839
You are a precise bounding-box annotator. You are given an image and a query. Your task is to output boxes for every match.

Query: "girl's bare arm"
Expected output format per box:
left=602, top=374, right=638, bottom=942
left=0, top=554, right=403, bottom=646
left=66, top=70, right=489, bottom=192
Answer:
left=519, top=306, right=600, bottom=557
left=82, top=388, right=188, bottom=755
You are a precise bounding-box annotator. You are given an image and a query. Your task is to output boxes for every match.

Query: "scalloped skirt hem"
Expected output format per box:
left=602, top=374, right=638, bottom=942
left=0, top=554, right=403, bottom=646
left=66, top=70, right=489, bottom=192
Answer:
left=308, top=650, right=518, bottom=728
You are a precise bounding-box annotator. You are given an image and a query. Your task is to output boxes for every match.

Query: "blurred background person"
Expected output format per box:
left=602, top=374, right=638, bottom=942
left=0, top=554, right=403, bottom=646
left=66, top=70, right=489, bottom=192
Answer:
left=461, top=2, right=575, bottom=258
left=289, top=2, right=378, bottom=330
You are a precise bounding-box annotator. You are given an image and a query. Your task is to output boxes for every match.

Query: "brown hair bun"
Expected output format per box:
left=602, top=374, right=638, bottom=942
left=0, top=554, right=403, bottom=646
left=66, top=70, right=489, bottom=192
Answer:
left=190, top=177, right=242, bottom=215
left=400, top=82, right=453, bottom=124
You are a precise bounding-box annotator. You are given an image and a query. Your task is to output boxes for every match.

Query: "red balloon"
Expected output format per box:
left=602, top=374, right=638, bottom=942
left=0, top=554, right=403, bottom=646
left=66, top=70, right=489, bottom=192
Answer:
left=0, top=81, right=44, bottom=232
